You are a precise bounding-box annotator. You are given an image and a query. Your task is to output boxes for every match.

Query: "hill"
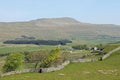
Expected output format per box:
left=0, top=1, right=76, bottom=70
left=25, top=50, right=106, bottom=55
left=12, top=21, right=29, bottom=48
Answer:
left=0, top=17, right=120, bottom=43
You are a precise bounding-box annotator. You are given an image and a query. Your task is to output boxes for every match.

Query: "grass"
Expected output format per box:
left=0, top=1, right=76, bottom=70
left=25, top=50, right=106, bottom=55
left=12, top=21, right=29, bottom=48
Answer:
left=103, top=43, right=120, bottom=53
left=67, top=50, right=92, bottom=60
left=0, top=50, right=120, bottom=80
left=0, top=57, right=5, bottom=73
left=0, top=45, right=57, bottom=54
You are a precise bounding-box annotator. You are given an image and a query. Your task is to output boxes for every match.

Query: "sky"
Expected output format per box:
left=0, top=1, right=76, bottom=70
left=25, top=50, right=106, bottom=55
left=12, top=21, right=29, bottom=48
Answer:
left=0, top=0, right=120, bottom=25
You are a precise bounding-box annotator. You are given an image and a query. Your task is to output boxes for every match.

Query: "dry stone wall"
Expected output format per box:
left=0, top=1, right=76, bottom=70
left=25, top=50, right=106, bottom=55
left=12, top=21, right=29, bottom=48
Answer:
left=102, top=47, right=120, bottom=60
left=71, top=58, right=97, bottom=62
left=0, top=61, right=70, bottom=77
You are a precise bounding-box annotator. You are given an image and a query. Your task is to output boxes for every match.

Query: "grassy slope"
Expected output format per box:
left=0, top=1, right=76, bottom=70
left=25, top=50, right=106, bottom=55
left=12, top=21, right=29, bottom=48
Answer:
left=103, top=43, right=120, bottom=53
left=1, top=50, right=120, bottom=80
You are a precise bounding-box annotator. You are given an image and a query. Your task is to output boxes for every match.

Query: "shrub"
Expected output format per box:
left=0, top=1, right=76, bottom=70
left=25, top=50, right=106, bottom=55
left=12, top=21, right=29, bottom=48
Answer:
left=3, top=53, right=24, bottom=72
left=39, top=48, right=61, bottom=68
left=26, top=51, right=48, bottom=63
left=72, top=45, right=87, bottom=50
left=98, top=57, right=103, bottom=61
left=26, top=51, right=48, bottom=68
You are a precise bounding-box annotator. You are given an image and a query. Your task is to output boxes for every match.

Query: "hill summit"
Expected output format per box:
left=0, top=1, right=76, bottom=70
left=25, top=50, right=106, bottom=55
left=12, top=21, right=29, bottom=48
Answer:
left=30, top=17, right=81, bottom=26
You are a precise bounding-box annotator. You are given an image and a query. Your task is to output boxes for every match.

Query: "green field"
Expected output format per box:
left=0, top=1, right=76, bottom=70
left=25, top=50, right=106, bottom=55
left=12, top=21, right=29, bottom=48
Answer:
left=0, top=44, right=58, bottom=54
left=0, top=57, right=5, bottom=73
left=103, top=43, right=120, bottom=53
left=0, top=49, right=120, bottom=80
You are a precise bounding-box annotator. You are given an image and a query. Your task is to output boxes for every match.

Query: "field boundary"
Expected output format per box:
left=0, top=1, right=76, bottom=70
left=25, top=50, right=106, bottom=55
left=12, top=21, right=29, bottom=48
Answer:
left=0, top=61, right=70, bottom=77
left=0, top=57, right=97, bottom=77
left=102, top=46, right=120, bottom=60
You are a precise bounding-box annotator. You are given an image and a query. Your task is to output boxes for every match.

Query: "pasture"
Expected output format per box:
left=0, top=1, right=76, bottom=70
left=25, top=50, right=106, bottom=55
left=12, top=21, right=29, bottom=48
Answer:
left=0, top=49, right=120, bottom=80
left=0, top=44, right=57, bottom=54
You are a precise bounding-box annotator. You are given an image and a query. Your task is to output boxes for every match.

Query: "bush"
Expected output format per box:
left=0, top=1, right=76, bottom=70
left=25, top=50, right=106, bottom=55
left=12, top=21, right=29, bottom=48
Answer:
left=72, top=45, right=87, bottom=50
left=39, top=48, right=61, bottom=68
left=26, top=51, right=48, bottom=63
left=26, top=51, right=48, bottom=68
left=3, top=53, right=24, bottom=72
left=98, top=57, right=103, bottom=61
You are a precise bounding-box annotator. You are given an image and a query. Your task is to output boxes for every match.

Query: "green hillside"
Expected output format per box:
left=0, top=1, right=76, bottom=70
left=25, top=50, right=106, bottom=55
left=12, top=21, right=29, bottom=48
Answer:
left=103, top=43, right=120, bottom=53
left=0, top=17, right=120, bottom=43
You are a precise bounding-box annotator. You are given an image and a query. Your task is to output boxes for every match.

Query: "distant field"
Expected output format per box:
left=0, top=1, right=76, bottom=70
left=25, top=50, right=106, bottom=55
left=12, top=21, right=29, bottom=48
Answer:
left=0, top=44, right=57, bottom=54
left=0, top=49, right=120, bottom=80
left=0, top=44, right=74, bottom=55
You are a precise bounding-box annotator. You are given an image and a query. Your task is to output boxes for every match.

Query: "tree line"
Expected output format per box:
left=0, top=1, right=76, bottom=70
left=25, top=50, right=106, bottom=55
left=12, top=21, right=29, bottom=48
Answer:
left=3, top=39, right=72, bottom=45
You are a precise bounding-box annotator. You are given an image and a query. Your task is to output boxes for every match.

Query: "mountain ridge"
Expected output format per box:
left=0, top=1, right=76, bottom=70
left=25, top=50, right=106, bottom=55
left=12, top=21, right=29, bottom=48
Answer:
left=0, top=17, right=120, bottom=27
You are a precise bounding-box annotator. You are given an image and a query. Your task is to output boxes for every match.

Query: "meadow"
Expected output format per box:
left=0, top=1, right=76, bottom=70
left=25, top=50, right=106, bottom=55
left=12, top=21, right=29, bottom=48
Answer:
left=0, top=44, right=58, bottom=54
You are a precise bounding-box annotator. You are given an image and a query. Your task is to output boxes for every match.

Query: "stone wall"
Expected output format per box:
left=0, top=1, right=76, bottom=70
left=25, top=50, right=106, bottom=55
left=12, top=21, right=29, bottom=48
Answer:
left=70, top=58, right=97, bottom=63
left=102, top=47, right=120, bottom=60
left=30, top=60, right=70, bottom=73
left=0, top=61, right=70, bottom=77
left=0, top=58, right=98, bottom=77
left=0, top=69, right=30, bottom=77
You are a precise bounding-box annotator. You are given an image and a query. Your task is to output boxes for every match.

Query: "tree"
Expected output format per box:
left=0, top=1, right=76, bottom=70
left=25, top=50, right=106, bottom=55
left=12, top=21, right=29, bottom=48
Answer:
left=3, top=53, right=24, bottom=72
left=26, top=51, right=48, bottom=68
left=95, top=44, right=104, bottom=49
left=27, top=51, right=48, bottom=63
left=39, top=48, right=61, bottom=68
left=72, top=44, right=87, bottom=50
